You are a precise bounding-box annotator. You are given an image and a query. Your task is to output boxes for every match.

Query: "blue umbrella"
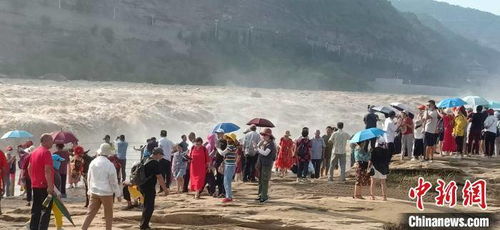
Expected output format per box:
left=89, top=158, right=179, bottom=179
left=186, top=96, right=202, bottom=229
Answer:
left=437, top=98, right=467, bottom=108
left=350, top=128, right=385, bottom=143
left=489, top=101, right=500, bottom=109
left=462, top=96, right=489, bottom=108
left=212, top=123, right=240, bottom=133
left=1, top=130, right=33, bottom=139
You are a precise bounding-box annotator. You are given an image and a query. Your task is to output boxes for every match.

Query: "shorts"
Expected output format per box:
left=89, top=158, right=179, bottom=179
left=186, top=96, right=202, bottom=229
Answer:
left=371, top=168, right=387, bottom=180
left=424, top=132, right=437, bottom=147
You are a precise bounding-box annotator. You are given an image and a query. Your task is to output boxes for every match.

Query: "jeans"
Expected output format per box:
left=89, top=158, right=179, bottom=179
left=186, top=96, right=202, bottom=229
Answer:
left=297, top=161, right=308, bottom=178
left=118, top=159, right=127, bottom=182
left=30, top=188, right=52, bottom=230
left=243, top=155, right=258, bottom=181
left=401, top=134, right=415, bottom=157
left=329, top=154, right=346, bottom=181
left=140, top=187, right=156, bottom=229
left=159, top=159, right=171, bottom=189
left=258, top=164, right=272, bottom=200
left=82, top=194, right=114, bottom=230
left=223, top=164, right=236, bottom=199
left=310, top=159, right=322, bottom=179
left=484, top=132, right=496, bottom=157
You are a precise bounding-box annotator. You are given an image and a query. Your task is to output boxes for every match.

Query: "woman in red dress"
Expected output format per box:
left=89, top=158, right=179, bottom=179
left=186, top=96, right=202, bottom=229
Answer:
left=439, top=109, right=456, bottom=155
left=189, top=137, right=210, bottom=199
left=275, top=131, right=295, bottom=177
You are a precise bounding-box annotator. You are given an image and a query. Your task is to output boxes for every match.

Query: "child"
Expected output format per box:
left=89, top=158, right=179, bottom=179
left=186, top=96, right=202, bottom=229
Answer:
left=172, top=144, right=189, bottom=193
left=218, top=134, right=238, bottom=203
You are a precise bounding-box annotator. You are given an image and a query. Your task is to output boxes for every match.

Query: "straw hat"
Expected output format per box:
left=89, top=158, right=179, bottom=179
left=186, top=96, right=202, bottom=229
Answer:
left=96, top=143, right=113, bottom=156
left=224, top=133, right=237, bottom=143
left=260, top=128, right=274, bottom=139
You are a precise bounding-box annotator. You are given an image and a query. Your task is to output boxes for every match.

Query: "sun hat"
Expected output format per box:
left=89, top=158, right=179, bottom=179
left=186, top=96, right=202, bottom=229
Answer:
left=260, top=128, right=274, bottom=139
left=224, top=133, right=237, bottom=143
left=96, top=143, right=113, bottom=156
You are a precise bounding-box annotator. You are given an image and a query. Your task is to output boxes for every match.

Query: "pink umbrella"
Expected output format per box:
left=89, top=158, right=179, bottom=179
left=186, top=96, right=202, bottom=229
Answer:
left=51, top=131, right=79, bottom=144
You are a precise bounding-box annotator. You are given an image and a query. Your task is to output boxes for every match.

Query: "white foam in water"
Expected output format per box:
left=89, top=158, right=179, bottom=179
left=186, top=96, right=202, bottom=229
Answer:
left=0, top=78, right=435, bottom=182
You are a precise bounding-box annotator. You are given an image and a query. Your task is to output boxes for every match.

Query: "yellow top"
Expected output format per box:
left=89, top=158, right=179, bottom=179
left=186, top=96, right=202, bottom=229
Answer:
left=453, top=114, right=467, bottom=136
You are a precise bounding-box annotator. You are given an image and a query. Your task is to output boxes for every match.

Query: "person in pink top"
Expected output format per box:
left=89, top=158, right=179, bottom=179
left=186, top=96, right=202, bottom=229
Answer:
left=28, top=134, right=54, bottom=230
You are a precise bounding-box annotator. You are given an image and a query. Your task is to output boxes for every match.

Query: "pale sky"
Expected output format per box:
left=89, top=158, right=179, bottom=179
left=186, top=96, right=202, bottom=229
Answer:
left=437, top=0, right=500, bottom=15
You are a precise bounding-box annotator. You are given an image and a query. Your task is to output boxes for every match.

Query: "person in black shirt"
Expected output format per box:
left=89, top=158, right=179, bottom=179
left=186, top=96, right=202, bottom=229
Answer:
left=140, top=147, right=168, bottom=230
left=467, top=106, right=484, bottom=155
left=369, top=145, right=391, bottom=201
left=363, top=105, right=379, bottom=151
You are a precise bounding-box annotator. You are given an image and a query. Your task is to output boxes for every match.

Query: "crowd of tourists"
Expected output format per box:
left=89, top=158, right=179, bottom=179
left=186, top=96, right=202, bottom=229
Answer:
left=0, top=99, right=499, bottom=229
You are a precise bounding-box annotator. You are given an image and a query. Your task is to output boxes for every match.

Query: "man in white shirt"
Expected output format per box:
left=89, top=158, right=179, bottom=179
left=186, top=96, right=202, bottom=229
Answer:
left=423, top=100, right=439, bottom=161
left=82, top=143, right=122, bottom=230
left=328, top=122, right=351, bottom=182
left=384, top=111, right=397, bottom=155
left=243, top=125, right=261, bottom=182
left=158, top=130, right=174, bottom=192
left=483, top=109, right=498, bottom=157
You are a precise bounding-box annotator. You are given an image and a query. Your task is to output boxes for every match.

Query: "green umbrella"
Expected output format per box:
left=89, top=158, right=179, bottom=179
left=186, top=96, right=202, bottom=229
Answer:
left=53, top=196, right=76, bottom=227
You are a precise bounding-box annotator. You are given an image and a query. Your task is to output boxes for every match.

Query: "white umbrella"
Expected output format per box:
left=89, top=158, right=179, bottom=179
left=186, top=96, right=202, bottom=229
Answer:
left=462, top=96, right=489, bottom=109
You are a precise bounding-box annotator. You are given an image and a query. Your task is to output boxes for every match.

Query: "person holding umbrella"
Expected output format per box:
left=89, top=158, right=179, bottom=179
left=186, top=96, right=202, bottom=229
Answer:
left=256, top=128, right=277, bottom=203
left=242, top=125, right=260, bottom=182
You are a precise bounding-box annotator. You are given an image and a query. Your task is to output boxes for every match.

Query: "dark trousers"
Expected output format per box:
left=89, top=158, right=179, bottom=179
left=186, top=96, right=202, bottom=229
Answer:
left=243, top=155, right=258, bottom=181
left=159, top=159, right=172, bottom=189
left=485, top=132, right=496, bottom=157
left=297, top=161, right=308, bottom=178
left=25, top=178, right=32, bottom=202
left=204, top=171, right=216, bottom=195
left=455, top=136, right=464, bottom=154
left=182, top=164, right=190, bottom=193
left=60, top=174, right=67, bottom=195
left=119, top=159, right=127, bottom=182
left=30, top=188, right=52, bottom=230
left=140, top=187, right=155, bottom=229
left=310, top=159, right=322, bottom=179
left=84, top=176, right=89, bottom=207
left=123, top=186, right=131, bottom=202
left=468, top=129, right=481, bottom=155
left=388, top=142, right=396, bottom=155
left=215, top=172, right=225, bottom=196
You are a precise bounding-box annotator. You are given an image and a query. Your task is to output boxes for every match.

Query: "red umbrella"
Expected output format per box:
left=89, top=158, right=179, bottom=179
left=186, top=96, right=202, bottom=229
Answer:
left=246, top=118, right=275, bottom=128
left=51, top=131, right=79, bottom=144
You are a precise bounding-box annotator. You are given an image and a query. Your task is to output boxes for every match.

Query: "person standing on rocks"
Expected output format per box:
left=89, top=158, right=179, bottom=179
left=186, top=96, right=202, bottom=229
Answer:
left=321, top=126, right=334, bottom=178
left=158, top=130, right=174, bottom=194
left=243, top=125, right=261, bottom=182
left=328, top=122, right=350, bottom=182
left=295, top=127, right=311, bottom=183
left=256, top=128, right=277, bottom=203
left=82, top=143, right=121, bottom=230
left=139, top=147, right=169, bottom=230
left=28, top=134, right=55, bottom=230
left=116, top=135, right=128, bottom=182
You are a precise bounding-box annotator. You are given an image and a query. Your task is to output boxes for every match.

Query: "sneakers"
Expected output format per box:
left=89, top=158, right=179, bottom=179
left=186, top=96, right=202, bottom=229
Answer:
left=222, top=198, right=233, bottom=203
left=410, top=157, right=416, bottom=161
left=259, top=198, right=268, bottom=203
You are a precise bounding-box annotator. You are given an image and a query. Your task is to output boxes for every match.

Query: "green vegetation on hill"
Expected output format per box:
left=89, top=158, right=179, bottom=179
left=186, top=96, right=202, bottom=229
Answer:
left=0, top=0, right=498, bottom=90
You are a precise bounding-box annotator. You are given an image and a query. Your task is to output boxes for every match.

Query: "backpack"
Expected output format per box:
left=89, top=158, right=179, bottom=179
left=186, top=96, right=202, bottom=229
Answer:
left=296, top=138, right=309, bottom=158
left=130, top=158, right=153, bottom=186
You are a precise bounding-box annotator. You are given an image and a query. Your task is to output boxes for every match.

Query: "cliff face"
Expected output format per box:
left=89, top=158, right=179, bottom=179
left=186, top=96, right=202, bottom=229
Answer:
left=0, top=0, right=498, bottom=90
